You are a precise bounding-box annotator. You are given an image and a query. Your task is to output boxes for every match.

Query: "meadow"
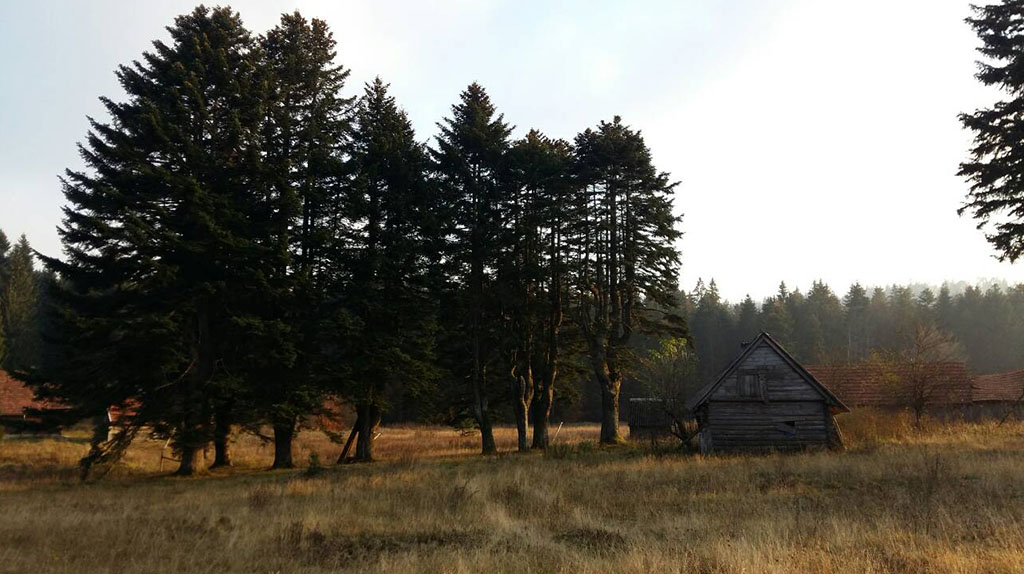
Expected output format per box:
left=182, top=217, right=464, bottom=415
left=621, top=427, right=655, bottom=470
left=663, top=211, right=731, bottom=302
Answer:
left=1, top=413, right=1023, bottom=573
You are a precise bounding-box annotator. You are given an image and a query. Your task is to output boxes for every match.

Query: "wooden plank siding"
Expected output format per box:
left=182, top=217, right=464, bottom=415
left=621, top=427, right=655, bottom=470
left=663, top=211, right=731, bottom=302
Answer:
left=704, top=401, right=829, bottom=451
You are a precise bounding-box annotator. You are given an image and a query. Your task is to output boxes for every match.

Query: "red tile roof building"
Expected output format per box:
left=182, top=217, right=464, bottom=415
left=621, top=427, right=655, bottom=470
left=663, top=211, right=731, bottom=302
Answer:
left=806, top=362, right=973, bottom=408
left=0, top=369, right=54, bottom=418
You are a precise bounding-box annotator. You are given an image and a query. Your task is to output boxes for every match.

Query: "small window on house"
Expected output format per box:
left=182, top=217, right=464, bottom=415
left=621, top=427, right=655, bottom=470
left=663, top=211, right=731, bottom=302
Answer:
left=737, top=372, right=764, bottom=398
left=776, top=420, right=797, bottom=437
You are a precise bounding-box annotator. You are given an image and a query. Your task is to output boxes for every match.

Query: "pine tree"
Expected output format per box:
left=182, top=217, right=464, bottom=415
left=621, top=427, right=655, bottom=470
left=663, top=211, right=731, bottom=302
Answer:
left=935, top=284, right=954, bottom=330
left=735, top=295, right=760, bottom=345
left=842, top=283, right=870, bottom=361
left=258, top=11, right=353, bottom=469
left=960, top=1, right=1024, bottom=261
left=760, top=283, right=794, bottom=347
left=803, top=281, right=844, bottom=363
left=916, top=287, right=937, bottom=324
left=42, top=6, right=265, bottom=476
left=0, top=229, right=11, bottom=366
left=690, top=279, right=734, bottom=378
left=889, top=286, right=918, bottom=348
left=570, top=116, right=684, bottom=444
left=338, top=78, right=436, bottom=462
left=501, top=130, right=574, bottom=450
left=2, top=235, right=40, bottom=374
left=430, top=83, right=512, bottom=454
left=866, top=287, right=890, bottom=351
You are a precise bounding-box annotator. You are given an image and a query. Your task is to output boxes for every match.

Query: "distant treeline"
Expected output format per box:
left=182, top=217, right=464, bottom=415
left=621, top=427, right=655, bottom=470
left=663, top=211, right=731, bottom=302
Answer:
left=9, top=6, right=684, bottom=476
left=680, top=279, right=1024, bottom=379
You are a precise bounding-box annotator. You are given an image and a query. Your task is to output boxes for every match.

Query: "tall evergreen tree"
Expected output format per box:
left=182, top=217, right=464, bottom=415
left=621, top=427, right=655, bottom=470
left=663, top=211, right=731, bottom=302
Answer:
left=338, top=78, right=436, bottom=462
left=866, top=287, right=891, bottom=352
left=2, top=235, right=41, bottom=374
left=690, top=279, right=733, bottom=378
left=760, top=283, right=794, bottom=348
left=258, top=11, right=353, bottom=469
left=802, top=281, right=844, bottom=363
left=570, top=116, right=684, bottom=444
left=501, top=130, right=574, bottom=450
left=842, top=282, right=870, bottom=361
left=960, top=1, right=1024, bottom=261
left=935, top=284, right=954, bottom=330
left=734, top=295, right=760, bottom=345
left=42, top=6, right=266, bottom=475
left=431, top=83, right=512, bottom=454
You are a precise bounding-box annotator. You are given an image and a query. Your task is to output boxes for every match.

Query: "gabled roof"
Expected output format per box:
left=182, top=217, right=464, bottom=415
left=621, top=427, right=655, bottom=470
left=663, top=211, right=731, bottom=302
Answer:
left=972, top=369, right=1024, bottom=403
left=685, top=332, right=849, bottom=413
left=806, top=362, right=973, bottom=407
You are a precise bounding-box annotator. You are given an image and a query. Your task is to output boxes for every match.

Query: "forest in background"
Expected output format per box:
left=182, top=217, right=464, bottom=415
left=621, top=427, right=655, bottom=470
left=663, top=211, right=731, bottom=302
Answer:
left=682, top=278, right=1024, bottom=379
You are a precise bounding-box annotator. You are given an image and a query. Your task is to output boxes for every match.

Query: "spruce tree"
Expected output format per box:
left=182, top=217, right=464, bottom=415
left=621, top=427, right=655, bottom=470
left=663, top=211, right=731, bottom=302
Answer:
left=843, top=283, right=870, bottom=361
left=802, top=281, right=844, bottom=363
left=0, top=230, right=13, bottom=367
left=42, top=6, right=265, bottom=475
left=735, top=295, right=760, bottom=345
left=501, top=130, right=574, bottom=450
left=690, top=280, right=734, bottom=378
left=430, top=83, right=512, bottom=454
left=935, top=284, right=954, bottom=330
left=570, top=116, right=684, bottom=444
left=258, top=11, right=353, bottom=469
left=960, top=1, right=1024, bottom=261
left=2, top=235, right=40, bottom=374
left=338, top=78, right=436, bottom=461
left=866, top=287, right=890, bottom=351
left=760, top=284, right=794, bottom=348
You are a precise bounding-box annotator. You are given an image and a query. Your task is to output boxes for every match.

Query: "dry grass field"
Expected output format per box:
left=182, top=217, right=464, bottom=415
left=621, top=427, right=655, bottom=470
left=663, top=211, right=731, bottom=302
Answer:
left=1, top=412, right=1024, bottom=573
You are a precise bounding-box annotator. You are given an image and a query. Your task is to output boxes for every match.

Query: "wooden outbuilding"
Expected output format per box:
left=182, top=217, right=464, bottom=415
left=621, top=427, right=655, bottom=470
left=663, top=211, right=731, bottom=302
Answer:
left=685, top=332, right=848, bottom=454
left=627, top=398, right=674, bottom=441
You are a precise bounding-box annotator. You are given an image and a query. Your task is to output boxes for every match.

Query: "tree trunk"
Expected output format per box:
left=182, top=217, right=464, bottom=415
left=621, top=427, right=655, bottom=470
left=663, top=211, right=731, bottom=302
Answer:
left=210, top=408, right=232, bottom=469
left=175, top=296, right=214, bottom=476
left=477, top=401, right=497, bottom=455
left=479, top=409, right=495, bottom=454
left=512, top=365, right=533, bottom=452
left=589, top=342, right=623, bottom=444
left=91, top=413, right=110, bottom=448
left=599, top=376, right=622, bottom=444
left=472, top=331, right=496, bottom=455
left=175, top=445, right=198, bottom=476
left=513, top=395, right=529, bottom=452
left=272, top=417, right=295, bottom=469
left=532, top=378, right=553, bottom=449
left=353, top=404, right=382, bottom=462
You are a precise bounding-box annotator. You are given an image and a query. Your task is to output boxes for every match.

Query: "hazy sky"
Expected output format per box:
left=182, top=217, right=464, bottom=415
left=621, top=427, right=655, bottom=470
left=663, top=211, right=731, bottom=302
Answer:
left=1, top=0, right=1022, bottom=301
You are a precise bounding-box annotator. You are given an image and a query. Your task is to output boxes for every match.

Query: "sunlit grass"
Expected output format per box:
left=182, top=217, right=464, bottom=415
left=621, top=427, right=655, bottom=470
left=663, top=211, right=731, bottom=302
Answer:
left=1, top=411, right=1023, bottom=573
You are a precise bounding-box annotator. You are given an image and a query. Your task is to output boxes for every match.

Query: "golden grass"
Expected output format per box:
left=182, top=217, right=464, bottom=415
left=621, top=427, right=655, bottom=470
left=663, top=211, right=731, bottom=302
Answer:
left=1, top=412, right=1023, bottom=573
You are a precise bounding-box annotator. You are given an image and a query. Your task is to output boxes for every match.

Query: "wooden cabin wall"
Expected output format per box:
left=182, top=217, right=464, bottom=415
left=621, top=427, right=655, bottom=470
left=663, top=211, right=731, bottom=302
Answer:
left=703, top=401, right=828, bottom=452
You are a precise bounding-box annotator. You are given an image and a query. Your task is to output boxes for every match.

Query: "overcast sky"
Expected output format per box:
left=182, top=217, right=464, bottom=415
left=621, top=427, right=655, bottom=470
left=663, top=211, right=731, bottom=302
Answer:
left=1, top=0, right=1021, bottom=301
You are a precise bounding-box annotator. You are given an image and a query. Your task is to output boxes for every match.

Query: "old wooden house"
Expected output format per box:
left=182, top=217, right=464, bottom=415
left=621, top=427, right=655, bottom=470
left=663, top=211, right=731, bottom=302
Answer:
left=685, top=332, right=848, bottom=454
